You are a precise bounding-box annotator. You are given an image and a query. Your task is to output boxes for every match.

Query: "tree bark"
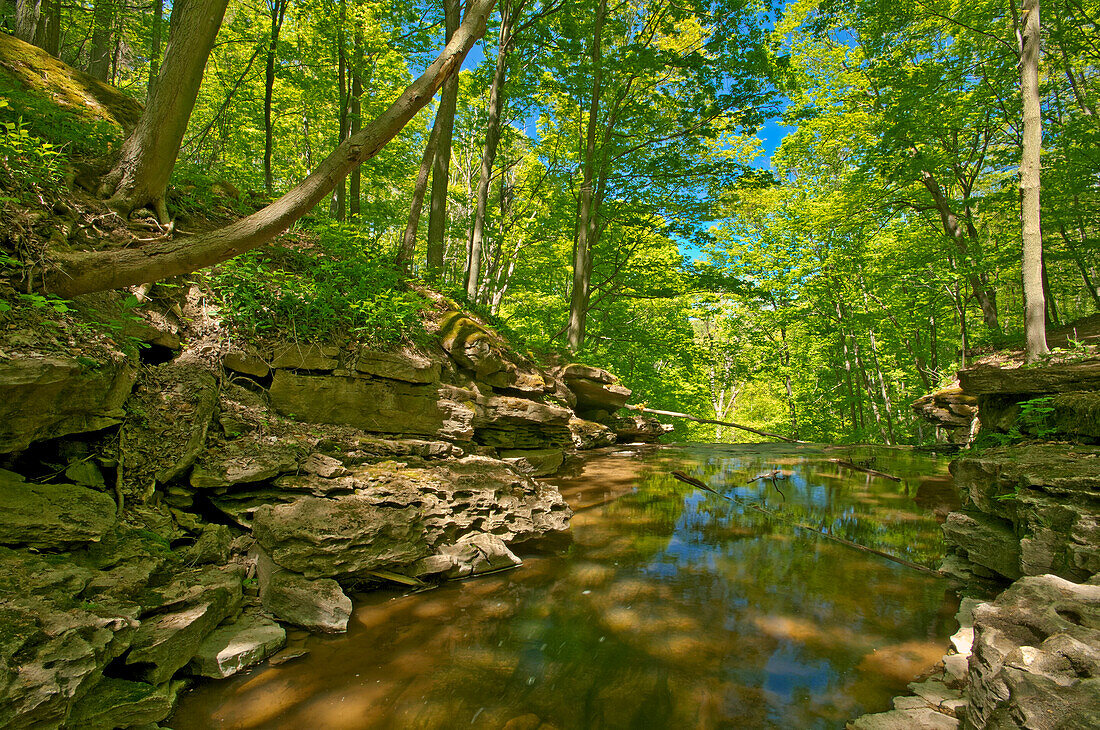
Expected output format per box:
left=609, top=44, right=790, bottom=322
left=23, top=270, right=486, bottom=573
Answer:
left=1020, top=0, right=1048, bottom=361
left=464, top=0, right=515, bottom=297
left=89, top=0, right=116, bottom=81
left=15, top=0, right=57, bottom=54
left=567, top=0, right=607, bottom=353
left=334, top=0, right=349, bottom=221
left=425, top=0, right=461, bottom=277
left=395, top=114, right=443, bottom=274
left=148, top=0, right=164, bottom=99
left=98, top=0, right=231, bottom=222
left=349, top=11, right=364, bottom=218
left=263, top=0, right=288, bottom=194
left=43, top=0, right=496, bottom=297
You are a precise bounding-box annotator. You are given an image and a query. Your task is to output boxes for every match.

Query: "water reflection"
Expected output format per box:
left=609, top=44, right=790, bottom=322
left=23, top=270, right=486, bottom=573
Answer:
left=171, top=444, right=958, bottom=729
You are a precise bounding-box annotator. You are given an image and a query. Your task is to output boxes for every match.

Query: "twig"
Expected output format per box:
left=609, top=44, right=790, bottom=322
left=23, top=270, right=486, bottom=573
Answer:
left=626, top=405, right=805, bottom=443
left=827, top=458, right=902, bottom=482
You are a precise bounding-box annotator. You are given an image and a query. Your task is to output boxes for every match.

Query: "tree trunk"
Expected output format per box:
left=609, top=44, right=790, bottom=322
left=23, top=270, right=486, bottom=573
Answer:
left=89, top=0, right=115, bottom=80
left=425, top=0, right=461, bottom=277
left=334, top=0, right=348, bottom=221
left=43, top=0, right=496, bottom=297
left=395, top=115, right=443, bottom=274
left=98, top=0, right=231, bottom=222
left=263, top=0, right=287, bottom=194
left=1020, top=0, right=1048, bottom=361
left=566, top=0, right=607, bottom=353
left=349, top=15, right=363, bottom=218
left=464, top=0, right=514, bottom=298
left=149, top=0, right=164, bottom=98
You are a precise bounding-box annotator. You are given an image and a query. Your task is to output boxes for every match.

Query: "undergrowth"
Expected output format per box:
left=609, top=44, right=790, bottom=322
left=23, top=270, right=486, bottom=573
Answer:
left=207, top=221, right=428, bottom=347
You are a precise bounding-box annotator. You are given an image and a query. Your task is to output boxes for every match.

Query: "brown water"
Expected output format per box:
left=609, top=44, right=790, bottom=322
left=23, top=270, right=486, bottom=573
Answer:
left=171, top=444, right=960, bottom=730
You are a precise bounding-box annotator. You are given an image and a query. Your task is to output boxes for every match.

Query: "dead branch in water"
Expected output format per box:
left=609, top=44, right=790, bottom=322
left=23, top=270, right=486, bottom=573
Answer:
left=827, top=458, right=902, bottom=482
left=627, top=405, right=806, bottom=443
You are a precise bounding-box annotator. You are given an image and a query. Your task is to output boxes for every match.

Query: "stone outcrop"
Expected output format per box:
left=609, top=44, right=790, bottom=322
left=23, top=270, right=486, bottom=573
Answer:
left=558, top=364, right=632, bottom=413
left=187, top=610, right=286, bottom=679
left=0, top=355, right=135, bottom=453
left=0, top=471, right=116, bottom=549
left=912, top=386, right=979, bottom=444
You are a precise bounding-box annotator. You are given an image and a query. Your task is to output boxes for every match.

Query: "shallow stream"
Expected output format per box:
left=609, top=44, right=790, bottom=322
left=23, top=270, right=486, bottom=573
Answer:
left=171, top=444, right=961, bottom=729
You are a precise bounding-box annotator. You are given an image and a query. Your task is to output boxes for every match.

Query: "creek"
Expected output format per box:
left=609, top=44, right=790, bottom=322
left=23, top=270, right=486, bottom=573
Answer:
left=170, top=443, right=960, bottom=729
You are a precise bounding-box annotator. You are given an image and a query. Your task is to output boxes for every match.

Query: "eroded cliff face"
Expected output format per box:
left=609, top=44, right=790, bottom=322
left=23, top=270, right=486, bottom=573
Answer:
left=866, top=356, right=1100, bottom=730
left=0, top=283, right=668, bottom=729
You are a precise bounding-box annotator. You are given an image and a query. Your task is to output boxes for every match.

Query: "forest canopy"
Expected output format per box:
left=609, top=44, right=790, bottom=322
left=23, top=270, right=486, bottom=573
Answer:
left=2, top=0, right=1097, bottom=444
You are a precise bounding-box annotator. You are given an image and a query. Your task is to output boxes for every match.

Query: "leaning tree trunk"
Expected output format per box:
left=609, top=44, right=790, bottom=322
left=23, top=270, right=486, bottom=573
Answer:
left=566, top=0, right=607, bottom=353
left=1020, top=0, right=1048, bottom=361
left=395, top=109, right=444, bottom=274
left=98, top=0, right=231, bottom=223
left=465, top=0, right=515, bottom=298
left=425, top=0, right=461, bottom=277
left=41, top=0, right=495, bottom=297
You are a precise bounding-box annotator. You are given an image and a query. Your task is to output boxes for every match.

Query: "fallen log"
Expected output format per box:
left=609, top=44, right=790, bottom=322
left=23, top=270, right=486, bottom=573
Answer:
left=827, top=458, right=902, bottom=482
left=669, top=470, right=942, bottom=576
left=626, top=405, right=806, bottom=444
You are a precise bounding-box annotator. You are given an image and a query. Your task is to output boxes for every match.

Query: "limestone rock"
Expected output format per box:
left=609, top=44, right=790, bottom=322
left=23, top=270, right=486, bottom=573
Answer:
left=224, top=349, right=270, bottom=379
left=438, top=311, right=506, bottom=377
left=500, top=448, right=565, bottom=477
left=355, top=348, right=441, bottom=383
left=125, top=565, right=244, bottom=684
left=569, top=417, right=618, bottom=450
left=187, top=610, right=286, bottom=678
left=605, top=413, right=673, bottom=443
left=560, top=364, right=632, bottom=413
left=959, top=360, right=1100, bottom=395
left=182, top=524, right=232, bottom=566
left=66, top=678, right=175, bottom=730
left=256, top=549, right=351, bottom=633
left=966, top=574, right=1100, bottom=730
left=252, top=495, right=430, bottom=579
left=269, top=370, right=475, bottom=440
left=190, top=441, right=301, bottom=489
left=472, top=395, right=573, bottom=449
left=0, top=472, right=116, bottom=549
left=415, top=533, right=522, bottom=579
left=942, top=510, right=1022, bottom=581
left=847, top=707, right=958, bottom=729
left=0, top=355, right=136, bottom=453
left=271, top=343, right=340, bottom=371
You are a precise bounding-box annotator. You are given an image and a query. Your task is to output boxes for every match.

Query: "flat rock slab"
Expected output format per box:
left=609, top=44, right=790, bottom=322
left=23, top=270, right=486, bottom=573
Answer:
left=847, top=707, right=958, bottom=730
left=271, top=343, right=340, bottom=371
left=0, top=355, right=135, bottom=453
left=355, top=348, right=440, bottom=383
left=500, top=448, right=565, bottom=477
left=959, top=360, right=1100, bottom=395
left=188, top=611, right=286, bottom=678
left=257, top=549, right=351, bottom=633
left=0, top=471, right=116, bottom=549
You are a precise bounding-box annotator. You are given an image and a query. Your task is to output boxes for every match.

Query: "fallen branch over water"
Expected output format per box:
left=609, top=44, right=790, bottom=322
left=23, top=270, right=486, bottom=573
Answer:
left=827, top=458, right=902, bottom=482
left=627, top=405, right=806, bottom=444
left=669, top=471, right=942, bottom=576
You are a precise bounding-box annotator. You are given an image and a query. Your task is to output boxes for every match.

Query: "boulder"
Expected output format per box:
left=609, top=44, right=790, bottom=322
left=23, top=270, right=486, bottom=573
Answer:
left=355, top=348, right=441, bottom=384
left=605, top=413, right=673, bottom=443
left=500, top=448, right=565, bottom=477
left=966, top=575, right=1100, bottom=730
left=182, top=523, right=232, bottom=566
left=0, top=472, right=116, bottom=549
left=415, top=533, right=522, bottom=579
left=125, top=565, right=244, bottom=684
left=569, top=417, right=618, bottom=450
left=224, top=349, right=270, bottom=379
left=256, top=549, right=351, bottom=633
left=187, top=610, right=286, bottom=678
left=252, top=495, right=430, bottom=579
left=565, top=380, right=631, bottom=413
left=0, top=355, right=136, bottom=453
left=65, top=678, right=175, bottom=730
left=271, top=343, right=340, bottom=371
left=912, top=386, right=979, bottom=444
left=438, top=311, right=506, bottom=377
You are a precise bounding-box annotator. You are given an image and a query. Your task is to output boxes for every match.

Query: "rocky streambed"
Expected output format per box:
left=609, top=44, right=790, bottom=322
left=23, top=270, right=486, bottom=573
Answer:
left=0, top=285, right=669, bottom=729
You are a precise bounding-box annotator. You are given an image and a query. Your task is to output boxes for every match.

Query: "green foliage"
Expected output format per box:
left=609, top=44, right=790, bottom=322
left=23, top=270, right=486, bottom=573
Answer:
left=208, top=223, right=428, bottom=347
left=0, top=100, right=65, bottom=202
left=1014, top=396, right=1058, bottom=439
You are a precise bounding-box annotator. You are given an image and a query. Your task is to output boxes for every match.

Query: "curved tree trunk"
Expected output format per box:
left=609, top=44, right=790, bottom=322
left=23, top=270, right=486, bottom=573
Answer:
left=98, top=0, right=231, bottom=222
left=43, top=0, right=496, bottom=298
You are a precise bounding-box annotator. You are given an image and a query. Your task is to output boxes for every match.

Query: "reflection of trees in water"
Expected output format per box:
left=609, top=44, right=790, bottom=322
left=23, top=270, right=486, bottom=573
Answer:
left=170, top=446, right=959, bottom=730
